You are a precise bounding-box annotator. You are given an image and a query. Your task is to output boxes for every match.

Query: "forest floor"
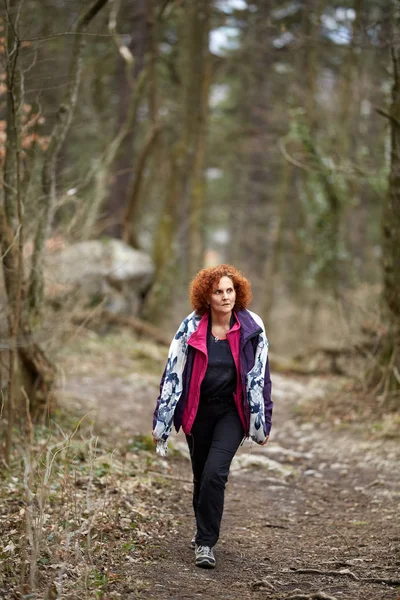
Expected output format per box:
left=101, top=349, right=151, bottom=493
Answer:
left=1, top=329, right=400, bottom=600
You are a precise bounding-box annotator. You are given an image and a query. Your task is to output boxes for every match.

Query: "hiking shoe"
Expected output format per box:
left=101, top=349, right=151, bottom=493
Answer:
left=195, top=545, right=216, bottom=569
left=190, top=532, right=196, bottom=550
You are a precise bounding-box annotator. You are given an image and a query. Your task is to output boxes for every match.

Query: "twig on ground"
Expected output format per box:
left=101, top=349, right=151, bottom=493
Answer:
left=263, top=523, right=289, bottom=529
left=283, top=592, right=338, bottom=600
left=288, top=567, right=359, bottom=580
left=364, top=479, right=383, bottom=489
left=363, top=577, right=400, bottom=586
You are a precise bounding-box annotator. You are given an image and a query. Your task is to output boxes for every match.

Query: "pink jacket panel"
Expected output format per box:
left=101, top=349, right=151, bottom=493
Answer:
left=227, top=318, right=246, bottom=432
left=181, top=314, right=208, bottom=434
left=181, top=312, right=246, bottom=435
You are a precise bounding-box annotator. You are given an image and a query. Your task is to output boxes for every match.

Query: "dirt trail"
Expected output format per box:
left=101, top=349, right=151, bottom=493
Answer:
left=62, top=348, right=400, bottom=600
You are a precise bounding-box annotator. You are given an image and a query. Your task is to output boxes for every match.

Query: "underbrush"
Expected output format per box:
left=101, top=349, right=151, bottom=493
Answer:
left=295, top=378, right=400, bottom=440
left=0, top=409, right=178, bottom=599
left=55, top=326, right=167, bottom=379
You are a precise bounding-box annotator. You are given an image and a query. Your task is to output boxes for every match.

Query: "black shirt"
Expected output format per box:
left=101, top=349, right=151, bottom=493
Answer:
left=200, top=330, right=237, bottom=399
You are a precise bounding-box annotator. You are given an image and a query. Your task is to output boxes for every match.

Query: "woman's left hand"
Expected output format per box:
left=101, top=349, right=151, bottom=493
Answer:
left=260, top=435, right=269, bottom=446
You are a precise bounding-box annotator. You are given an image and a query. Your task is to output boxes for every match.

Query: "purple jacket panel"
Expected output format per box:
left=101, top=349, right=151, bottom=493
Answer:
left=262, top=357, right=273, bottom=435
left=173, top=346, right=195, bottom=431
left=236, top=310, right=273, bottom=436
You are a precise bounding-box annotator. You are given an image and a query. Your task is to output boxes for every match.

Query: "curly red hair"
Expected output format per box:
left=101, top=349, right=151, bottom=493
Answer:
left=189, top=264, right=252, bottom=315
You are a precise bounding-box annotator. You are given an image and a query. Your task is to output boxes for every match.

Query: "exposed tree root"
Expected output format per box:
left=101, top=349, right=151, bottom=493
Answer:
left=288, top=567, right=359, bottom=580
left=251, top=579, right=275, bottom=591
left=283, top=592, right=338, bottom=600
left=286, top=568, right=400, bottom=589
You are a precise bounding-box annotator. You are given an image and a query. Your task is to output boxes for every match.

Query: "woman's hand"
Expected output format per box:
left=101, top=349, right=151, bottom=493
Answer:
left=260, top=435, right=269, bottom=446
left=152, top=430, right=159, bottom=444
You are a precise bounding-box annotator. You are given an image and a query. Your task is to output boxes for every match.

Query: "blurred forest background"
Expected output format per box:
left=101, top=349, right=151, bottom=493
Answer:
left=1, top=2, right=400, bottom=598
left=1, top=0, right=400, bottom=437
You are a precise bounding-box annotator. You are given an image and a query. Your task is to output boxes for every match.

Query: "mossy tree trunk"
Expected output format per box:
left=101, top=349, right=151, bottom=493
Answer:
left=142, top=0, right=211, bottom=324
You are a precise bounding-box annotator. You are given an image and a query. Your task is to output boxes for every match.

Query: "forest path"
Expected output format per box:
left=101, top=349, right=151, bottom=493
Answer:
left=60, top=338, right=400, bottom=600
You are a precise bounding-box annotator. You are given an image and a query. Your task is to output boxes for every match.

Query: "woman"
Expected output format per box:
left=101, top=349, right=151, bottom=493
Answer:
left=152, top=264, right=273, bottom=569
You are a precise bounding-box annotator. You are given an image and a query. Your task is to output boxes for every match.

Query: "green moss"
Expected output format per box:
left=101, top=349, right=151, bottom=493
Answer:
left=127, top=434, right=155, bottom=453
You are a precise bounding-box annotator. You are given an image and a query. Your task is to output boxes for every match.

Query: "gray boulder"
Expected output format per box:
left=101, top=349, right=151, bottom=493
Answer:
left=44, top=239, right=154, bottom=315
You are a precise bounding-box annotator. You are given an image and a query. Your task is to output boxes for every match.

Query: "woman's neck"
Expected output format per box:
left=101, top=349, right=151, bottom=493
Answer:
left=210, top=310, right=232, bottom=328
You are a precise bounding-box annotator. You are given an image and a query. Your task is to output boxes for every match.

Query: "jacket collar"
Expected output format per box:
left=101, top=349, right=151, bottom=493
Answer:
left=188, top=310, right=243, bottom=350
left=187, top=312, right=209, bottom=352
left=236, top=309, right=262, bottom=340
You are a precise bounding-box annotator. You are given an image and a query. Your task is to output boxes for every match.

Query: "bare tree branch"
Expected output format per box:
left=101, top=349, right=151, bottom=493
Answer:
left=28, top=0, right=110, bottom=320
left=122, top=123, right=162, bottom=246
left=375, top=106, right=400, bottom=127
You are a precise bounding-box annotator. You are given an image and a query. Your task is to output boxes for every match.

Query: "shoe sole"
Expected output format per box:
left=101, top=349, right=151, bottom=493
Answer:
left=195, top=558, right=216, bottom=569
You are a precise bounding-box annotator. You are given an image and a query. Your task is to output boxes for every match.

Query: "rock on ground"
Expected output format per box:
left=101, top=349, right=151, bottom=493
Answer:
left=45, top=239, right=154, bottom=315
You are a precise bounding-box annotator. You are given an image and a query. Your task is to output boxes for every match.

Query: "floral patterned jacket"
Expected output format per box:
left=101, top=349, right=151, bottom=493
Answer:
left=153, top=309, right=273, bottom=446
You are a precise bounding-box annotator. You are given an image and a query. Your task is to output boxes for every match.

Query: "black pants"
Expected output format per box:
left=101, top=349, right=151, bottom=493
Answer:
left=186, top=397, right=244, bottom=547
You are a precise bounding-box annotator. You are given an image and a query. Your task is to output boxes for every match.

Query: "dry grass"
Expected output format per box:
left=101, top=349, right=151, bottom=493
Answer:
left=295, top=378, right=400, bottom=440
left=0, top=409, right=178, bottom=599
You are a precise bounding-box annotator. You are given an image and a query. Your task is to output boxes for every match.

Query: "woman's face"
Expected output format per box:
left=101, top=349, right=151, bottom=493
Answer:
left=209, top=276, right=236, bottom=316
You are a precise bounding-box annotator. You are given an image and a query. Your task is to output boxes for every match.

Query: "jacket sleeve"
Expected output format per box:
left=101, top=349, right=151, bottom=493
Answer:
left=263, top=356, right=273, bottom=436
left=153, top=362, right=167, bottom=430
left=152, top=313, right=193, bottom=431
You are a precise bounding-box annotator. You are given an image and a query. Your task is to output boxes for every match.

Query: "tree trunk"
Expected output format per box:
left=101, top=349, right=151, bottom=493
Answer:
left=226, top=5, right=275, bottom=292
left=122, top=123, right=162, bottom=246
left=262, top=159, right=291, bottom=324
left=1, top=1, right=108, bottom=435
left=1, top=2, right=57, bottom=456
left=186, top=0, right=211, bottom=277
left=142, top=0, right=211, bottom=324
left=82, top=69, right=148, bottom=238
left=337, top=0, right=364, bottom=285
left=299, top=121, right=342, bottom=296
left=380, top=8, right=400, bottom=402
left=104, top=0, right=148, bottom=239
left=302, top=0, right=324, bottom=134
left=2, top=2, right=24, bottom=460
left=141, top=144, right=182, bottom=324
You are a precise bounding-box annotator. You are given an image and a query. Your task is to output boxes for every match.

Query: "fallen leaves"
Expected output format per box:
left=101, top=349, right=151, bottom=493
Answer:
left=0, top=426, right=180, bottom=598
